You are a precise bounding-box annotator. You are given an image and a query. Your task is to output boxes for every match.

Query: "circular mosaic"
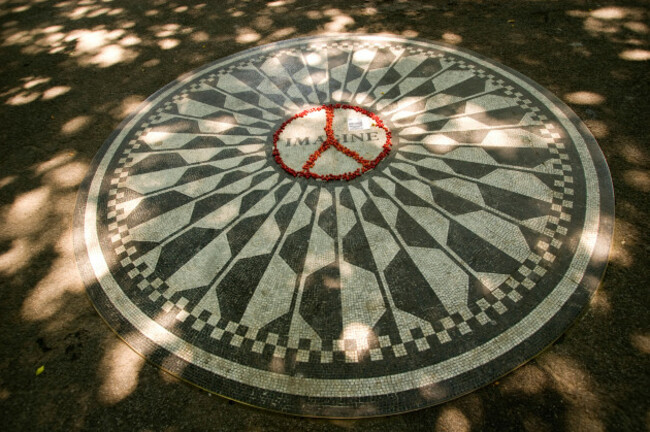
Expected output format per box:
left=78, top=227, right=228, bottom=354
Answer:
left=74, top=35, right=614, bottom=417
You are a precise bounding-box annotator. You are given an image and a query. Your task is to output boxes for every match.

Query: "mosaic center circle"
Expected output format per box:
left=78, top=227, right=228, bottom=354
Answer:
left=74, top=35, right=614, bottom=418
left=272, top=104, right=392, bottom=181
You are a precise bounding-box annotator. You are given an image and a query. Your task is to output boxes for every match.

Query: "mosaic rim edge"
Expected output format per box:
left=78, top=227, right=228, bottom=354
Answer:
left=74, top=34, right=614, bottom=418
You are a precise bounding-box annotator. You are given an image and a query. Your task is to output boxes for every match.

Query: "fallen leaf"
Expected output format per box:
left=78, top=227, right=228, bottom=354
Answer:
left=36, top=365, right=45, bottom=376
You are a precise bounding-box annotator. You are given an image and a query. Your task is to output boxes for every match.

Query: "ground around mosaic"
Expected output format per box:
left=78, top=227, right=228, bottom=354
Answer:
left=0, top=0, right=648, bottom=430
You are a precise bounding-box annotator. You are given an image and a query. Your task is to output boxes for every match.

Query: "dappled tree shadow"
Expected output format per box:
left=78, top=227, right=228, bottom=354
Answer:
left=0, top=0, right=647, bottom=431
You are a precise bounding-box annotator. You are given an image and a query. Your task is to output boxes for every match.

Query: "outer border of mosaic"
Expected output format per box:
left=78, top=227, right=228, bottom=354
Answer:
left=102, top=43, right=578, bottom=358
left=74, top=35, right=614, bottom=418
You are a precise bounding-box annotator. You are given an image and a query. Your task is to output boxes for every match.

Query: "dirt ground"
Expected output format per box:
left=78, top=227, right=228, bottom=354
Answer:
left=0, top=0, right=648, bottom=431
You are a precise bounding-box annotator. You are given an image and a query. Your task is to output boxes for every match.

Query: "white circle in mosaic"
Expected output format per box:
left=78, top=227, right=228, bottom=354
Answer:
left=74, top=35, right=614, bottom=418
left=273, top=105, right=391, bottom=180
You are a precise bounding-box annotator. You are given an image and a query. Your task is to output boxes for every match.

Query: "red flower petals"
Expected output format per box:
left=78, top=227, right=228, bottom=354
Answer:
left=273, top=104, right=392, bottom=181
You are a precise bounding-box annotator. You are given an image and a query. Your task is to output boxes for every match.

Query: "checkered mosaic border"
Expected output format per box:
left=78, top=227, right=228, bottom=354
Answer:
left=104, top=41, right=576, bottom=364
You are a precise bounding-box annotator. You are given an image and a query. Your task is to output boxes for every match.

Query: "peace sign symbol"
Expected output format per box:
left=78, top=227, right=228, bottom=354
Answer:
left=273, top=104, right=392, bottom=181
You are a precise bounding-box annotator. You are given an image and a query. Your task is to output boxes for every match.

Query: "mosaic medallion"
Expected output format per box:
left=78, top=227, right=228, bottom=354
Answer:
left=74, top=35, right=614, bottom=417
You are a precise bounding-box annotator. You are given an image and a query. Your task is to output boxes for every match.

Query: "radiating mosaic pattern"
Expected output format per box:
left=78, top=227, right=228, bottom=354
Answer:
left=75, top=36, right=614, bottom=417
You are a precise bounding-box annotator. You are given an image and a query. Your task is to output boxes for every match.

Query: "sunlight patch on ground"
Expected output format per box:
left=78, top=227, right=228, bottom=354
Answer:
left=34, top=151, right=77, bottom=175
left=584, top=119, right=608, bottom=139
left=609, top=242, right=633, bottom=268
left=62, top=115, right=92, bottom=135
left=236, top=28, right=262, bottom=44
left=619, top=49, right=650, bottom=61
left=436, top=406, right=471, bottom=432
left=87, top=43, right=136, bottom=67
left=630, top=333, right=650, bottom=355
left=324, top=9, right=355, bottom=33
left=267, top=0, right=295, bottom=7
left=60, top=0, right=124, bottom=21
left=568, top=6, right=648, bottom=51
left=158, top=38, right=180, bottom=50
left=24, top=77, right=51, bottom=89
left=516, top=54, right=543, bottom=66
left=0, top=176, right=17, bottom=189
left=564, top=91, right=605, bottom=105
left=142, top=58, right=161, bottom=68
left=109, top=95, right=145, bottom=119
left=500, top=363, right=549, bottom=395
left=588, top=288, right=612, bottom=315
left=362, top=7, right=378, bottom=16
left=623, top=169, right=650, bottom=192
left=45, top=161, right=88, bottom=189
left=99, top=311, right=183, bottom=398
left=66, top=30, right=124, bottom=55
left=619, top=143, right=647, bottom=165
left=98, top=339, right=146, bottom=404
left=191, top=31, right=209, bottom=43
left=16, top=192, right=83, bottom=321
left=623, top=21, right=649, bottom=34
left=253, top=15, right=274, bottom=31
left=327, top=419, right=358, bottom=429
left=537, top=352, right=605, bottom=431
left=0, top=150, right=89, bottom=329
left=5, top=91, right=40, bottom=106
left=1, top=186, right=51, bottom=240
left=266, top=27, right=296, bottom=42
left=119, top=34, right=141, bottom=46
left=64, top=28, right=139, bottom=67
left=42, top=85, right=71, bottom=100
left=11, top=4, right=31, bottom=13
left=153, top=23, right=181, bottom=38
left=609, top=218, right=637, bottom=269
left=3, top=76, right=74, bottom=106
left=305, top=10, right=322, bottom=20
left=0, top=11, right=142, bottom=64
left=18, top=233, right=82, bottom=327
left=591, top=7, right=628, bottom=20
left=442, top=32, right=463, bottom=44
left=0, top=238, right=32, bottom=276
left=20, top=248, right=84, bottom=322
